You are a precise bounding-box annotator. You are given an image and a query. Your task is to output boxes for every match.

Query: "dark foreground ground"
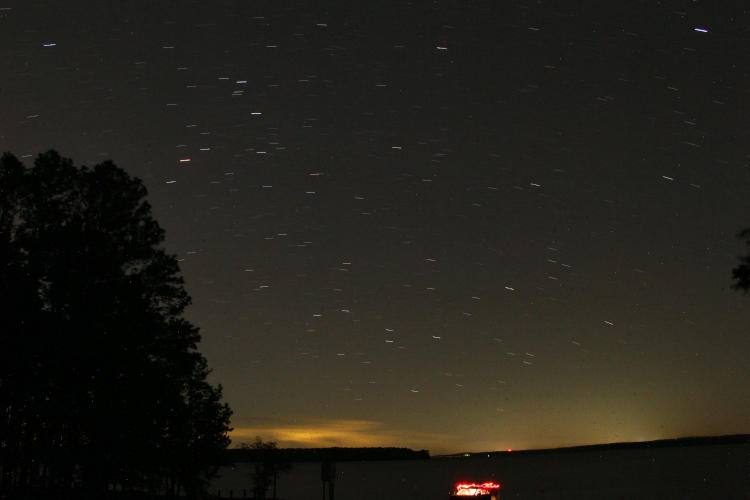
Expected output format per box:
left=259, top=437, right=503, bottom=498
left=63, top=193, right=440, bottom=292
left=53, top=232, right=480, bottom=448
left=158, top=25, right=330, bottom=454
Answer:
left=212, top=441, right=750, bottom=499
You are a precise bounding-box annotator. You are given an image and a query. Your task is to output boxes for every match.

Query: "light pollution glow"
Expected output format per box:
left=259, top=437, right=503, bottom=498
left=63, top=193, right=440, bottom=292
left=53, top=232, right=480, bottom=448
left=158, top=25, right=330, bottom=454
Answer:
left=230, top=419, right=447, bottom=451
left=227, top=414, right=674, bottom=455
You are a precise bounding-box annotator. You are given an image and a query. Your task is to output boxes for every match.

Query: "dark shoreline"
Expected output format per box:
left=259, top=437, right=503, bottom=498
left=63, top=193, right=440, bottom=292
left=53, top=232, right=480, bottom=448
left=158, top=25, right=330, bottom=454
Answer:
left=224, top=446, right=429, bottom=464
left=438, top=433, right=750, bottom=458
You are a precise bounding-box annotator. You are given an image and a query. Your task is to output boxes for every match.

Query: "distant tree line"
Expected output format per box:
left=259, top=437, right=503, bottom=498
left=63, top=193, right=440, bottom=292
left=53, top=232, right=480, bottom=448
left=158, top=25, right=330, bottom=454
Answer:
left=0, top=151, right=232, bottom=499
left=444, top=434, right=750, bottom=458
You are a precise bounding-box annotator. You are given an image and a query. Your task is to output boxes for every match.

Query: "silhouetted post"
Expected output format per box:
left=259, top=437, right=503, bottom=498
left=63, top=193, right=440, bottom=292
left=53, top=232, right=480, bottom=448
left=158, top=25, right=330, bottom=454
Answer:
left=321, top=460, right=335, bottom=500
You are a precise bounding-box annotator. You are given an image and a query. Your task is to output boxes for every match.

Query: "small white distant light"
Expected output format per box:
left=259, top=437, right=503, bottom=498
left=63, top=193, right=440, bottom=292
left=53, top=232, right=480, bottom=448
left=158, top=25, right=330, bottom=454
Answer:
left=694, top=27, right=709, bottom=33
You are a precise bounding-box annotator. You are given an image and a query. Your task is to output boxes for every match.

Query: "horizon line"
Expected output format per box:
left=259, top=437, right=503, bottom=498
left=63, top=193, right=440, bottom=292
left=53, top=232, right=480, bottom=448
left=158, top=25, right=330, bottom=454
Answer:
left=227, top=433, right=750, bottom=456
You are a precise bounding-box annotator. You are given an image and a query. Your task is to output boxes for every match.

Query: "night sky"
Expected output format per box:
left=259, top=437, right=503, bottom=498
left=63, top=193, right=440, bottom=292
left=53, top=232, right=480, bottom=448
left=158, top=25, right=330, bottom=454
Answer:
left=2, top=1, right=749, bottom=454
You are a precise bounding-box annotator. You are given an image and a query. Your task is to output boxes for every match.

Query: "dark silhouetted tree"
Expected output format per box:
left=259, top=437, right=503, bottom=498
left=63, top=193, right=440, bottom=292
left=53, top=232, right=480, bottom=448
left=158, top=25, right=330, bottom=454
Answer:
left=0, top=150, right=232, bottom=499
left=240, top=437, right=291, bottom=499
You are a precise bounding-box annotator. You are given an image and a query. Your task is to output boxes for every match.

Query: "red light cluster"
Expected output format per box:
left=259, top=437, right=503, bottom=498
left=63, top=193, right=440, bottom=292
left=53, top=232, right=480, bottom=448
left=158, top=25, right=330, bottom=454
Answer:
left=455, top=481, right=501, bottom=490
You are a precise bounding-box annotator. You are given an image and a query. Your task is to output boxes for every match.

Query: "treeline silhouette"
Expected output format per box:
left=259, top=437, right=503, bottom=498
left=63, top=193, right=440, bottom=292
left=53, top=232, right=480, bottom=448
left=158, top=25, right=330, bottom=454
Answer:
left=0, top=151, right=232, bottom=499
left=442, top=434, right=750, bottom=458
left=226, top=446, right=430, bottom=463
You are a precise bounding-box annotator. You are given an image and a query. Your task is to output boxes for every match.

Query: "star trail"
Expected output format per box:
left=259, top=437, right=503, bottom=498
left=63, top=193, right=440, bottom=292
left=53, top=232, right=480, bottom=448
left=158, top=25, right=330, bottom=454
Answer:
left=1, top=1, right=749, bottom=454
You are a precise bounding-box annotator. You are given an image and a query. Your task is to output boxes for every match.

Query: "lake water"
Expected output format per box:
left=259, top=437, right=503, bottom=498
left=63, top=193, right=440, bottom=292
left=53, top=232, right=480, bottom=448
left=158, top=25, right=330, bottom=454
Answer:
left=211, top=443, right=749, bottom=499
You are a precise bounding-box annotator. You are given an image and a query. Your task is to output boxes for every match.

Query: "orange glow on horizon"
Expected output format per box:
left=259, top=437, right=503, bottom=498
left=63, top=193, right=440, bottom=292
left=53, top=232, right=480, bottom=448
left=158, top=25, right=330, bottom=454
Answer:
left=229, top=418, right=449, bottom=451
